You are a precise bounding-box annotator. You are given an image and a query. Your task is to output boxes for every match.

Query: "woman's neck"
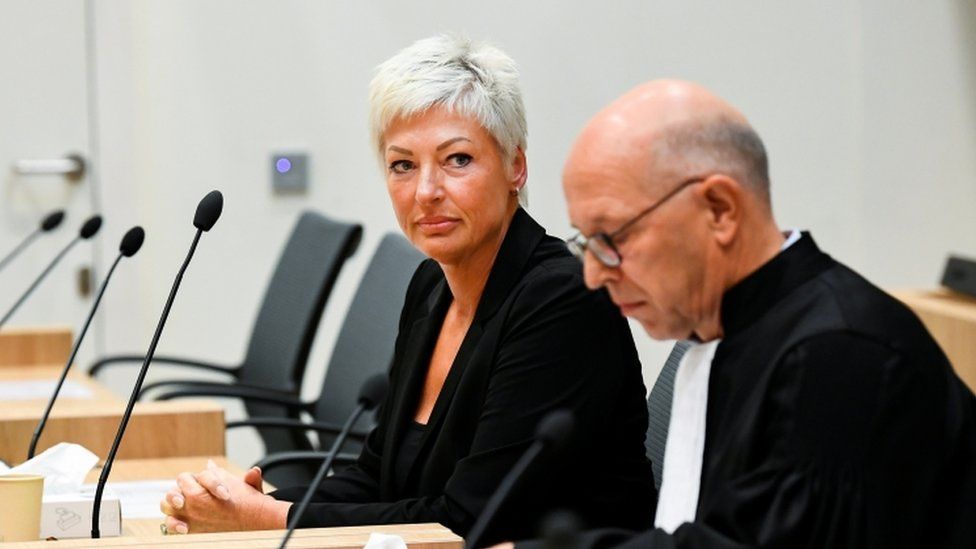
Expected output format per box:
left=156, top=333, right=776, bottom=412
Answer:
left=440, top=208, right=517, bottom=319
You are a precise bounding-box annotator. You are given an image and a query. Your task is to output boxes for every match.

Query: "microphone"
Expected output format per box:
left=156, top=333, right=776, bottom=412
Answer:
left=0, top=214, right=103, bottom=330
left=465, top=410, right=575, bottom=549
left=91, top=191, right=222, bottom=538
left=0, top=210, right=66, bottom=274
left=278, top=373, right=389, bottom=549
left=27, top=227, right=145, bottom=460
left=539, top=510, right=582, bottom=549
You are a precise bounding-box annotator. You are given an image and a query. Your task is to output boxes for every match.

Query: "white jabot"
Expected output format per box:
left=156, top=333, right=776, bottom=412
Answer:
left=653, top=227, right=803, bottom=532
left=782, top=228, right=801, bottom=250
left=654, top=339, right=718, bottom=532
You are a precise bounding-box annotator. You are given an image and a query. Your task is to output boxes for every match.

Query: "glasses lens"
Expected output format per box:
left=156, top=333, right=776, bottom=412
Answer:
left=566, top=235, right=586, bottom=261
left=589, top=235, right=621, bottom=267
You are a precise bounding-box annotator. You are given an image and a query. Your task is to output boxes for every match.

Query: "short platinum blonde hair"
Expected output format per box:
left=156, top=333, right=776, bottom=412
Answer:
left=369, top=34, right=529, bottom=205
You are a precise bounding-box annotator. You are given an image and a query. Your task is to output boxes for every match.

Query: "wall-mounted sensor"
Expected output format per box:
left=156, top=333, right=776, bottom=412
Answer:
left=271, top=152, right=308, bottom=193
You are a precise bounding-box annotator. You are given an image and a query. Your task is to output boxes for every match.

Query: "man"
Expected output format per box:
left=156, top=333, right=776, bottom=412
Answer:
left=501, top=80, right=976, bottom=548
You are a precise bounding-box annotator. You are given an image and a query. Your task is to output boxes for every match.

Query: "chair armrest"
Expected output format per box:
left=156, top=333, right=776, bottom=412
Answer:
left=151, top=382, right=308, bottom=411
left=89, top=355, right=238, bottom=378
left=255, top=450, right=360, bottom=476
left=227, top=417, right=369, bottom=441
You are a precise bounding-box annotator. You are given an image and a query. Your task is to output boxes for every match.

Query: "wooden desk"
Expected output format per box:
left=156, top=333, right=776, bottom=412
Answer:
left=8, top=523, right=463, bottom=548
left=0, top=366, right=225, bottom=464
left=892, top=288, right=976, bottom=393
left=0, top=326, right=73, bottom=366
left=5, top=456, right=463, bottom=548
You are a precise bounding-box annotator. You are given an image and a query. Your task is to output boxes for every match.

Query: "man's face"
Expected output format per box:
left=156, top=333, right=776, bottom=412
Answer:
left=564, top=147, right=719, bottom=341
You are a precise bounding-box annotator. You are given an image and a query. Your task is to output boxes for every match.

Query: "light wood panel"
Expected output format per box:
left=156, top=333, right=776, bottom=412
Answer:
left=892, top=288, right=976, bottom=393
left=0, top=366, right=225, bottom=464
left=0, top=326, right=73, bottom=366
left=7, top=523, right=462, bottom=548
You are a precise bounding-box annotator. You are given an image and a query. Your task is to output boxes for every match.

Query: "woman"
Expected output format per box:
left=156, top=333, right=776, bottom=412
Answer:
left=160, top=34, right=654, bottom=545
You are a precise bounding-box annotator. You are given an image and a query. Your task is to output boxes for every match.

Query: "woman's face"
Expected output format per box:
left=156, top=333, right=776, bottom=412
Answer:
left=383, top=106, right=525, bottom=266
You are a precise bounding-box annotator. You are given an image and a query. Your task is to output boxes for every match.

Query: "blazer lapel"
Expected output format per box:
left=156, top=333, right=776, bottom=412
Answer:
left=382, top=278, right=451, bottom=496
left=401, top=208, right=547, bottom=483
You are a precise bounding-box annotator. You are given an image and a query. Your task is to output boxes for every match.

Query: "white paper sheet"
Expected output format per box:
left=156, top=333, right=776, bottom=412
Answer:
left=79, top=480, right=176, bottom=519
left=0, top=379, right=93, bottom=400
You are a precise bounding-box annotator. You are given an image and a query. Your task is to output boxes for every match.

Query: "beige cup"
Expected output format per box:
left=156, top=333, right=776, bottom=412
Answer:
left=0, top=474, right=44, bottom=542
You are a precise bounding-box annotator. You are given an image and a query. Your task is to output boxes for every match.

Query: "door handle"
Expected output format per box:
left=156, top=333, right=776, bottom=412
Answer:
left=12, top=153, right=86, bottom=182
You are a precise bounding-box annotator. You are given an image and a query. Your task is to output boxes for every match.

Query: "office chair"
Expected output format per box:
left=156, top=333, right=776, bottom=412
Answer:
left=89, top=210, right=363, bottom=458
left=156, top=233, right=425, bottom=486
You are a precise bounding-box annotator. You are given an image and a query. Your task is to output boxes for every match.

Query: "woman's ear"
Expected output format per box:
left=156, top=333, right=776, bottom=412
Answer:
left=510, top=147, right=528, bottom=191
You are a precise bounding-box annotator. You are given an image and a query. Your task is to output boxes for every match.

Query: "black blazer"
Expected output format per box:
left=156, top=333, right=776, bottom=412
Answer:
left=272, top=209, right=655, bottom=544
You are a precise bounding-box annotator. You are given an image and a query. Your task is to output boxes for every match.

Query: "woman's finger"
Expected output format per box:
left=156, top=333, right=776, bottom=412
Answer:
left=193, top=468, right=231, bottom=501
left=165, top=515, right=188, bottom=535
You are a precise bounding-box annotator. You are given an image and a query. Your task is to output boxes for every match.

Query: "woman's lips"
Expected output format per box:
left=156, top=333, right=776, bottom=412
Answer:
left=416, top=216, right=460, bottom=234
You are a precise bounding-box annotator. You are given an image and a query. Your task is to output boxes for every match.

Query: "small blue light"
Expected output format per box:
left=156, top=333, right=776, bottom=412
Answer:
left=275, top=158, right=292, bottom=174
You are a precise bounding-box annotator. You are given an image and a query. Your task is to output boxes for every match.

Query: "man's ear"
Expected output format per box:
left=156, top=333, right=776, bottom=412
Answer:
left=699, top=175, right=744, bottom=246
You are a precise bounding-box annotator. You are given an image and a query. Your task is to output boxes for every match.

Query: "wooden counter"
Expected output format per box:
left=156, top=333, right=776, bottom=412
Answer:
left=892, top=288, right=976, bottom=393
left=0, top=326, right=73, bottom=366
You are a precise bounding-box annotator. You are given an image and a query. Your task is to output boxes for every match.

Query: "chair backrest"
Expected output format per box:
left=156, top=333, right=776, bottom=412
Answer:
left=237, top=211, right=362, bottom=392
left=314, top=233, right=425, bottom=431
left=237, top=211, right=361, bottom=462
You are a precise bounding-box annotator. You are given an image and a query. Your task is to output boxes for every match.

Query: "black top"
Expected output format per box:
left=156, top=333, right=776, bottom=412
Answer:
left=394, top=421, right=427, bottom=495
left=271, top=208, right=655, bottom=545
left=520, top=233, right=976, bottom=549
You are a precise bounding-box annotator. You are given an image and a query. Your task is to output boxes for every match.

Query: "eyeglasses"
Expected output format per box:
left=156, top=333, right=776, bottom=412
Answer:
left=566, top=176, right=706, bottom=267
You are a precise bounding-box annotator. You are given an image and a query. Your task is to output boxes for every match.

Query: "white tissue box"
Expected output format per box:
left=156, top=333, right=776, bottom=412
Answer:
left=41, top=494, right=121, bottom=539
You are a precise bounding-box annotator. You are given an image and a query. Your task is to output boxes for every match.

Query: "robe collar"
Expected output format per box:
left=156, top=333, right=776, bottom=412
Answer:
left=719, top=232, right=834, bottom=338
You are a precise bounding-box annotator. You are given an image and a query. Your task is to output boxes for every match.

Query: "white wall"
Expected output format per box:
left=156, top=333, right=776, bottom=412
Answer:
left=0, top=1, right=95, bottom=336
left=43, top=0, right=976, bottom=465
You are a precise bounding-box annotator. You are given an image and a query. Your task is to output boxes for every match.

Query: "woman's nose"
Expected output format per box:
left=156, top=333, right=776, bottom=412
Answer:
left=415, top=166, right=443, bottom=204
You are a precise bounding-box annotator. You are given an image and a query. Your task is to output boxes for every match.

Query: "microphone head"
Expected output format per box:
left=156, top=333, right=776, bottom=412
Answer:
left=40, top=210, right=66, bottom=232
left=358, top=374, right=389, bottom=410
left=119, top=226, right=145, bottom=257
left=193, top=190, right=223, bottom=231
left=535, top=409, right=574, bottom=454
left=539, top=509, right=582, bottom=549
left=79, top=215, right=103, bottom=239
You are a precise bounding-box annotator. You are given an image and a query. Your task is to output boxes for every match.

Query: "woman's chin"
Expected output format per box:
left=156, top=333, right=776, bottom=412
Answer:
left=415, top=239, right=471, bottom=266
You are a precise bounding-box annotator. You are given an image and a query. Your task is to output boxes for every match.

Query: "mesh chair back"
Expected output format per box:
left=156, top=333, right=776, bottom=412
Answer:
left=314, top=233, right=425, bottom=432
left=238, top=211, right=362, bottom=390
left=239, top=211, right=362, bottom=455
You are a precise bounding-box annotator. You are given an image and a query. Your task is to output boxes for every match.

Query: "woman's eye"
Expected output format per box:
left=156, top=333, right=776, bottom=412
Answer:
left=446, top=153, right=472, bottom=168
left=389, top=160, right=414, bottom=174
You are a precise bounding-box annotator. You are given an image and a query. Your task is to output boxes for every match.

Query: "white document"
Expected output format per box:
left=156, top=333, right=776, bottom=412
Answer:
left=0, top=379, right=93, bottom=400
left=79, top=480, right=176, bottom=519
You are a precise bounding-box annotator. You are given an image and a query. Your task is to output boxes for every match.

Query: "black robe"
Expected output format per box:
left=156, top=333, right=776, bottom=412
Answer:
left=520, top=233, right=976, bottom=549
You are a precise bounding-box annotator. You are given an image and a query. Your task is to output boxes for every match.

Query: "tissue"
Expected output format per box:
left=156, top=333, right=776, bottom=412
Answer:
left=5, top=443, right=100, bottom=494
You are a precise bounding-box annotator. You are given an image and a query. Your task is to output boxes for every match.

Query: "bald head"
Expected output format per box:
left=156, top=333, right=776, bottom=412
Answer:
left=563, top=80, right=783, bottom=341
left=567, top=79, right=770, bottom=204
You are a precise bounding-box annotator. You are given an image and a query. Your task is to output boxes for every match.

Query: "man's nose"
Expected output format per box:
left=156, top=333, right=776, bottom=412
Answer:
left=583, top=252, right=616, bottom=290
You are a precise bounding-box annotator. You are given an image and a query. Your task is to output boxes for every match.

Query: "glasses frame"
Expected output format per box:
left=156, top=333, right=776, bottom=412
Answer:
left=567, top=176, right=706, bottom=268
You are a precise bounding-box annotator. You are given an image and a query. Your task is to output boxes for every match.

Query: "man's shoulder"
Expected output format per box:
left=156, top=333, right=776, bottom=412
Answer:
left=804, top=260, right=942, bottom=358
